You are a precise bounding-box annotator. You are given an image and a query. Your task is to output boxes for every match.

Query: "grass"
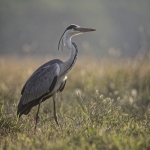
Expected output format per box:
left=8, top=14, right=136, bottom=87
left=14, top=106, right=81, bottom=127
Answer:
left=0, top=56, right=150, bottom=149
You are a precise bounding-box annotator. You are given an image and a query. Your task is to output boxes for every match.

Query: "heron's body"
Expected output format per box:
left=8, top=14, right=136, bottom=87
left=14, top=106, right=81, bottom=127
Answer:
left=18, top=59, right=63, bottom=116
left=17, top=24, right=95, bottom=128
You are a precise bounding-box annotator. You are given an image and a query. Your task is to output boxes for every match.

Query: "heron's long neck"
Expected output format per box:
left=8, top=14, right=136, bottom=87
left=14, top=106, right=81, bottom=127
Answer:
left=60, top=38, right=78, bottom=76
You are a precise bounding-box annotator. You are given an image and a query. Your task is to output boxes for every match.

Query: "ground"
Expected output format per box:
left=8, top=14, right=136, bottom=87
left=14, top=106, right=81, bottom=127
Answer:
left=0, top=56, right=150, bottom=150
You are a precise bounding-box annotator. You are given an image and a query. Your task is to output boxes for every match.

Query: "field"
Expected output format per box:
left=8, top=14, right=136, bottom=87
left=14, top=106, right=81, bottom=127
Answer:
left=0, top=56, right=150, bottom=150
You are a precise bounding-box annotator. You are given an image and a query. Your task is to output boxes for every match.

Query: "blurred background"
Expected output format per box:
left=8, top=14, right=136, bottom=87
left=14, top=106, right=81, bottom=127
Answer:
left=0, top=0, right=150, bottom=59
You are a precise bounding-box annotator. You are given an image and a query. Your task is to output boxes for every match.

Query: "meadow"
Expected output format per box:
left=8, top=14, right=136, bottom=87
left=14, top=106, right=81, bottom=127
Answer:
left=0, top=56, right=150, bottom=150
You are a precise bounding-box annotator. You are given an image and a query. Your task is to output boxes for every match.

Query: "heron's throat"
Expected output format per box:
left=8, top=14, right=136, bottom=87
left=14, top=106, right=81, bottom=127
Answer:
left=61, top=42, right=78, bottom=76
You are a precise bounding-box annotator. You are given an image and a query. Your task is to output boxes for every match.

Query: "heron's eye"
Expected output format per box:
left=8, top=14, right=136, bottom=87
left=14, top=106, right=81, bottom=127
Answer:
left=74, top=27, right=77, bottom=31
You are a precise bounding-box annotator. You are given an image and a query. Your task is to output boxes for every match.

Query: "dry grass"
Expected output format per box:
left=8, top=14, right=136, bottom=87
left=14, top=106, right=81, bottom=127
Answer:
left=0, top=56, right=150, bottom=150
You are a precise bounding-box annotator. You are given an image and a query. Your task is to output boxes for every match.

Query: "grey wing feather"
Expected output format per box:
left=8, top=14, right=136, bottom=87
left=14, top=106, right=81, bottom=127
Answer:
left=21, top=59, right=62, bottom=95
left=21, top=63, right=60, bottom=105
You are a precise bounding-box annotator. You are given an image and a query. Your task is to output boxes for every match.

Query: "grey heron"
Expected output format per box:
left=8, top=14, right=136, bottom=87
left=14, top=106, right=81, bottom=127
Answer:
left=17, top=24, right=96, bottom=129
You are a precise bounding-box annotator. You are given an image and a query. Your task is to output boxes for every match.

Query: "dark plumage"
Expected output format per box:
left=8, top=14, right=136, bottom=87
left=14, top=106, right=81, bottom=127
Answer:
left=17, top=59, right=65, bottom=116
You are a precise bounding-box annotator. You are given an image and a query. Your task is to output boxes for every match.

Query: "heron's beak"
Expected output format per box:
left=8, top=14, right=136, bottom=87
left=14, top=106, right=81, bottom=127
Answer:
left=75, top=27, right=96, bottom=32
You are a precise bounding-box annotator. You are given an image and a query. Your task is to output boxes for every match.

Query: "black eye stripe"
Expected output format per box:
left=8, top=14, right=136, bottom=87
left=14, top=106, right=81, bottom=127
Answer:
left=66, top=25, right=77, bottom=30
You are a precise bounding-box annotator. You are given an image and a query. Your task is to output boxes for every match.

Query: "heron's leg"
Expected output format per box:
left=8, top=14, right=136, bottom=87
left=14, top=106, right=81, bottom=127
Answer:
left=35, top=99, right=42, bottom=130
left=53, top=93, right=59, bottom=126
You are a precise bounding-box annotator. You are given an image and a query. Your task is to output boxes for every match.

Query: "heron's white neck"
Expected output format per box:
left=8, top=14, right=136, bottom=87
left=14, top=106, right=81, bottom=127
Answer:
left=60, top=35, right=78, bottom=76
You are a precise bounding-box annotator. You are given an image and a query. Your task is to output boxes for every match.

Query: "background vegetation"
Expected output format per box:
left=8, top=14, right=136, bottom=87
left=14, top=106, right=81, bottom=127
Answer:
left=0, top=0, right=150, bottom=57
left=1, top=56, right=150, bottom=149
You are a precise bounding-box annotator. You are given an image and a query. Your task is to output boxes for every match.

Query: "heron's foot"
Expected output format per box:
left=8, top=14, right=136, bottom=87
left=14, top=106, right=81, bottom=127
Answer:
left=54, top=114, right=59, bottom=126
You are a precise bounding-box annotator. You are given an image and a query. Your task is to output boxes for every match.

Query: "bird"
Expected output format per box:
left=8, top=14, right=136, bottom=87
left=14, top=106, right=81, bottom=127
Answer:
left=17, top=24, right=96, bottom=129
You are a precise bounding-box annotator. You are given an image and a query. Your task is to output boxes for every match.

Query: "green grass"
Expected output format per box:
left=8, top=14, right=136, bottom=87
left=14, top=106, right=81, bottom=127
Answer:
left=1, top=56, right=150, bottom=150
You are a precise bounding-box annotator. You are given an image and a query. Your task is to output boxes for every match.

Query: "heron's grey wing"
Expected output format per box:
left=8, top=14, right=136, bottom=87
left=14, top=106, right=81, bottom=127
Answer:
left=21, top=59, right=63, bottom=95
left=21, top=63, right=60, bottom=105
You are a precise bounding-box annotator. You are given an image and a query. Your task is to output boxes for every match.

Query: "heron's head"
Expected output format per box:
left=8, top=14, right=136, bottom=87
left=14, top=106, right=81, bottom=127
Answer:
left=58, top=24, right=96, bottom=50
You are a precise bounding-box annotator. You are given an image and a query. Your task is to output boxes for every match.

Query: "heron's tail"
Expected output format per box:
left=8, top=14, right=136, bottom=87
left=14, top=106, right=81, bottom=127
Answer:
left=17, top=97, right=31, bottom=117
